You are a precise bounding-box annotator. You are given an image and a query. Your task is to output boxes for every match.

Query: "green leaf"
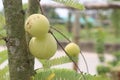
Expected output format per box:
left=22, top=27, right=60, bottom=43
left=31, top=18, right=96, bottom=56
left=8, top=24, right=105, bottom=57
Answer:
left=52, top=0, right=85, bottom=10
left=0, top=50, right=8, bottom=64
left=35, top=69, right=82, bottom=80
left=34, top=68, right=110, bottom=80
left=0, top=66, right=9, bottom=80
left=40, top=56, right=78, bottom=68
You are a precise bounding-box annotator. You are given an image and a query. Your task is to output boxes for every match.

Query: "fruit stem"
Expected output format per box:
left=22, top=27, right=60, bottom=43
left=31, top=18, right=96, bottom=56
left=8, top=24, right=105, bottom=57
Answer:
left=40, top=59, right=51, bottom=69
left=36, top=0, right=45, bottom=15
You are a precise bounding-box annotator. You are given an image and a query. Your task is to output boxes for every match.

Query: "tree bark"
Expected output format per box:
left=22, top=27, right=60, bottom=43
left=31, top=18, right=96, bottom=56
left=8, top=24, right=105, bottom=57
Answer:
left=27, top=0, right=39, bottom=16
left=3, top=0, right=33, bottom=80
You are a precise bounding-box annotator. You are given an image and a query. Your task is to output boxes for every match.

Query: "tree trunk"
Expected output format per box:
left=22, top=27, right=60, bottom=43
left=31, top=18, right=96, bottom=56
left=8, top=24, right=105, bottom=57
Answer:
left=27, top=0, right=39, bottom=16
left=3, top=0, right=33, bottom=80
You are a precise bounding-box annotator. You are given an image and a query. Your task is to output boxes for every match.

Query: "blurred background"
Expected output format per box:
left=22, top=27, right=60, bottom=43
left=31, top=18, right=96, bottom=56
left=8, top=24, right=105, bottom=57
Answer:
left=0, top=0, right=120, bottom=80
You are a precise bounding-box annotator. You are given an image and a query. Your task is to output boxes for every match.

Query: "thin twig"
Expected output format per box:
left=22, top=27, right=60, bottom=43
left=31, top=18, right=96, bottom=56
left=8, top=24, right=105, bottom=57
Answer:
left=50, top=26, right=71, bottom=43
left=36, top=0, right=44, bottom=15
left=50, top=31, right=86, bottom=80
left=80, top=51, right=89, bottom=73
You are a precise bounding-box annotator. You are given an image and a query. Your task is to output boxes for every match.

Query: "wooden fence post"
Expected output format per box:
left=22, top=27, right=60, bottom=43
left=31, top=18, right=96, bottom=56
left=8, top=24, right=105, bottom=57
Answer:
left=72, top=10, right=80, bottom=71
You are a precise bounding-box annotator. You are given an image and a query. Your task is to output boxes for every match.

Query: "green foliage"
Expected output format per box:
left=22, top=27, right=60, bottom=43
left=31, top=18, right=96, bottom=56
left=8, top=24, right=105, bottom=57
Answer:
left=0, top=50, right=9, bottom=80
left=23, top=3, right=28, bottom=10
left=108, top=51, right=120, bottom=67
left=97, top=65, right=110, bottom=75
left=36, top=52, right=110, bottom=80
left=0, top=50, right=8, bottom=64
left=52, top=0, right=85, bottom=10
left=0, top=14, right=6, bottom=38
left=0, top=14, right=6, bottom=45
left=0, top=66, right=9, bottom=80
left=96, top=51, right=120, bottom=80
left=95, top=28, right=105, bottom=62
left=34, top=68, right=109, bottom=80
left=111, top=9, right=120, bottom=37
left=98, top=54, right=105, bottom=62
left=0, top=14, right=5, bottom=28
left=40, top=56, right=78, bottom=68
left=43, top=7, right=61, bottom=20
left=35, top=69, right=81, bottom=80
left=113, top=51, right=120, bottom=60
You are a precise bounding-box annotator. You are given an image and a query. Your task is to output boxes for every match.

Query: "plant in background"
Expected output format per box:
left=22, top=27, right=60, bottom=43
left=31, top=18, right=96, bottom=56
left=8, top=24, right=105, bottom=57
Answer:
left=108, top=51, right=120, bottom=67
left=111, top=8, right=120, bottom=38
left=95, top=27, right=108, bottom=76
left=96, top=65, right=110, bottom=75
left=96, top=51, right=120, bottom=80
left=95, top=27, right=105, bottom=63
left=0, top=50, right=9, bottom=80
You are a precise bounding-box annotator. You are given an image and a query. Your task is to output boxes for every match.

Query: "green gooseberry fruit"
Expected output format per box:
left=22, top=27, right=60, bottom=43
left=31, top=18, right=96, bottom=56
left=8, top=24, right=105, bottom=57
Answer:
left=29, top=33, right=57, bottom=59
left=25, top=14, right=50, bottom=37
left=65, top=42, right=80, bottom=56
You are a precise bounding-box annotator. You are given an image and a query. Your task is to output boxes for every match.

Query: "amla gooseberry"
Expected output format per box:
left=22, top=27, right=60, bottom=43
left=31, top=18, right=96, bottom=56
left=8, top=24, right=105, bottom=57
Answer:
left=29, top=33, right=57, bottom=59
left=25, top=14, right=50, bottom=37
left=65, top=42, right=80, bottom=56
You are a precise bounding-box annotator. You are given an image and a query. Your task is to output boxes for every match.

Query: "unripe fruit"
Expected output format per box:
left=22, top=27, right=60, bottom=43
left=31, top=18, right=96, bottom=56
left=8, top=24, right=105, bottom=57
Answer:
left=29, top=33, right=57, bottom=59
left=65, top=42, right=80, bottom=56
left=25, top=14, right=50, bottom=37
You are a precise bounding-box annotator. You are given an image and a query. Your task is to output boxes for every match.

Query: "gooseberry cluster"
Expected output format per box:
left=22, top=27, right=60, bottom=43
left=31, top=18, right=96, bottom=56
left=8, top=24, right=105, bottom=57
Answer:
left=25, top=14, right=57, bottom=59
left=25, top=14, right=80, bottom=60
